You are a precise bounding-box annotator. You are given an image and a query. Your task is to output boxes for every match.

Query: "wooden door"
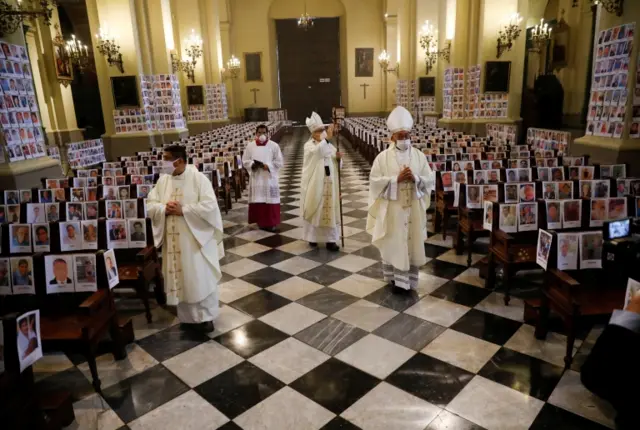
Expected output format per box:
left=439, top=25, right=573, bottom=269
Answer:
left=276, top=18, right=341, bottom=123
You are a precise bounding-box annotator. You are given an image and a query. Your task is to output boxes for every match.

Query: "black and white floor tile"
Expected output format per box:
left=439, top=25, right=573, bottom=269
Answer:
left=37, top=128, right=616, bottom=429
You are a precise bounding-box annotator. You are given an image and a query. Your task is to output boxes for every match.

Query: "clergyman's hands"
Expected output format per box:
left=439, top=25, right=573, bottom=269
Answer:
left=336, top=151, right=343, bottom=160
left=397, top=167, right=414, bottom=183
left=166, top=201, right=183, bottom=216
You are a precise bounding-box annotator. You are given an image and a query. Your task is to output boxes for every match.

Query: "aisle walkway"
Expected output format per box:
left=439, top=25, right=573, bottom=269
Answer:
left=38, top=128, right=614, bottom=429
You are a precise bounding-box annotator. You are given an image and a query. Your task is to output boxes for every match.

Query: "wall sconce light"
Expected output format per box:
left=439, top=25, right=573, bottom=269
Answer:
left=171, top=30, right=202, bottom=83
left=0, top=0, right=55, bottom=37
left=96, top=26, right=124, bottom=73
left=378, top=50, right=398, bottom=75
left=419, top=20, right=438, bottom=75
left=439, top=39, right=451, bottom=63
left=571, top=0, right=623, bottom=16
left=529, top=18, right=552, bottom=53
left=221, top=55, right=241, bottom=80
left=496, top=13, right=522, bottom=58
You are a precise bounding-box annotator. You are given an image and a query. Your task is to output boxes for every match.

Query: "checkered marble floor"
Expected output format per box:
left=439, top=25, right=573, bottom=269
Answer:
left=37, top=128, right=616, bottom=430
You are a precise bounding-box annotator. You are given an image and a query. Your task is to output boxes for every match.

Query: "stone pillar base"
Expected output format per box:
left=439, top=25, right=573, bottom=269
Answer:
left=438, top=118, right=521, bottom=137
left=571, top=135, right=640, bottom=165
left=103, top=128, right=189, bottom=160
left=46, top=128, right=85, bottom=146
left=187, top=119, right=231, bottom=135
left=0, top=157, right=62, bottom=189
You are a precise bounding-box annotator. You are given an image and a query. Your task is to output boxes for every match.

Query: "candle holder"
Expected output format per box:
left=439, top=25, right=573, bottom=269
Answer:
left=0, top=0, right=55, bottom=37
left=221, top=55, right=241, bottom=80
left=419, top=20, right=438, bottom=75
left=529, top=18, right=552, bottom=53
left=572, top=0, right=623, bottom=16
left=378, top=50, right=399, bottom=75
left=96, top=26, right=124, bottom=73
left=496, top=13, right=522, bottom=58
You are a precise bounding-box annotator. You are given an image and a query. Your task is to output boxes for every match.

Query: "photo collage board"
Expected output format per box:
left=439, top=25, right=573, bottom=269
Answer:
left=536, top=229, right=604, bottom=272
left=465, top=64, right=481, bottom=118
left=0, top=40, right=46, bottom=162
left=205, top=83, right=229, bottom=120
left=268, top=108, right=288, bottom=122
left=486, top=123, right=518, bottom=145
left=586, top=21, right=635, bottom=138
left=113, top=107, right=148, bottom=134
left=188, top=83, right=229, bottom=122
left=526, top=127, right=572, bottom=155
left=140, top=74, right=185, bottom=132
left=443, top=67, right=465, bottom=119
left=632, top=50, right=640, bottom=137
left=66, top=138, right=106, bottom=168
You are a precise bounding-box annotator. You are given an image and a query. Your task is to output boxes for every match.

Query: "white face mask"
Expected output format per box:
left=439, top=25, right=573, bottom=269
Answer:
left=258, top=134, right=267, bottom=143
left=395, top=139, right=411, bottom=151
left=164, top=160, right=177, bottom=175
left=320, top=131, right=328, bottom=141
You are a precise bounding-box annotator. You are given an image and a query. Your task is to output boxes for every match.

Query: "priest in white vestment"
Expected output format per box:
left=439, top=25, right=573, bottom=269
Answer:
left=242, top=124, right=284, bottom=232
left=301, top=112, right=342, bottom=251
left=147, top=145, right=224, bottom=333
left=367, top=106, right=435, bottom=291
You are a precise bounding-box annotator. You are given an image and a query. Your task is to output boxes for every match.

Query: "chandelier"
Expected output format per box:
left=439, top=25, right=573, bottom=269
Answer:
left=96, top=25, right=124, bottom=73
left=572, top=0, right=623, bottom=16
left=496, top=13, right=523, bottom=58
left=297, top=1, right=314, bottom=30
left=0, top=0, right=56, bottom=37
left=529, top=19, right=552, bottom=52
left=65, top=34, right=91, bottom=73
left=419, top=20, right=438, bottom=75
left=221, top=55, right=241, bottom=80
left=171, top=30, right=203, bottom=83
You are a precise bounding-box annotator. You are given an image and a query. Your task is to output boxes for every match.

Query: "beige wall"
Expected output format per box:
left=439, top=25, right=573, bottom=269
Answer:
left=229, top=0, right=385, bottom=116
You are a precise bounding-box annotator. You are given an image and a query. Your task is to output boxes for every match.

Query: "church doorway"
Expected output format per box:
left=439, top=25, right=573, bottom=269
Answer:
left=275, top=17, right=341, bottom=122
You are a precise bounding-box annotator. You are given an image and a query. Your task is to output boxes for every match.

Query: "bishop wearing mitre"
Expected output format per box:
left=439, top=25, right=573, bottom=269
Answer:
left=301, top=112, right=342, bottom=251
left=147, top=145, right=224, bottom=333
left=367, top=106, right=435, bottom=291
left=242, top=123, right=284, bottom=232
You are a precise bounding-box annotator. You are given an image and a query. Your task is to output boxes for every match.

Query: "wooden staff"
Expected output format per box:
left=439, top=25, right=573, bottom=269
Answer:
left=332, top=117, right=345, bottom=248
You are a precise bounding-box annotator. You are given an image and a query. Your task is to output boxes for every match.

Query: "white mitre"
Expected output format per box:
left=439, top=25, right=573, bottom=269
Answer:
left=386, top=106, right=414, bottom=134
left=305, top=111, right=325, bottom=132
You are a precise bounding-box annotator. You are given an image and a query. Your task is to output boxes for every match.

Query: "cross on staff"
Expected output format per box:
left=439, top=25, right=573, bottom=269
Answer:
left=360, top=83, right=370, bottom=99
left=250, top=88, right=260, bottom=104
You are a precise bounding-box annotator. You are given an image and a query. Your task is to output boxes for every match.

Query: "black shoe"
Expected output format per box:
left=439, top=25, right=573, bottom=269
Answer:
left=180, top=321, right=214, bottom=334
left=392, top=285, right=410, bottom=294
left=260, top=226, right=277, bottom=233
left=198, top=321, right=215, bottom=333
left=309, top=242, right=318, bottom=247
left=326, top=242, right=340, bottom=252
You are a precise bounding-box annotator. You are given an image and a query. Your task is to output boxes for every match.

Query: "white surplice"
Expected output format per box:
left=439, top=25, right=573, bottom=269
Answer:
left=301, top=138, right=341, bottom=243
left=367, top=145, right=435, bottom=289
left=242, top=140, right=283, bottom=204
left=146, top=165, right=224, bottom=322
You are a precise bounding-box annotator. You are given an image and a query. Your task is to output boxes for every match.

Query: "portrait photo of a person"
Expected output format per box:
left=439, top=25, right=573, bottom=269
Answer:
left=17, top=315, right=38, bottom=360
left=12, top=258, right=32, bottom=286
left=129, top=220, right=146, bottom=242
left=34, top=225, right=49, bottom=246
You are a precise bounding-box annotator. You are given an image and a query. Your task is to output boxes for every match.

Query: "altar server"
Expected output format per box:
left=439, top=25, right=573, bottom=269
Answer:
left=242, top=124, right=284, bottom=232
left=147, top=145, right=224, bottom=333
left=367, top=106, right=435, bottom=291
left=301, top=112, right=342, bottom=251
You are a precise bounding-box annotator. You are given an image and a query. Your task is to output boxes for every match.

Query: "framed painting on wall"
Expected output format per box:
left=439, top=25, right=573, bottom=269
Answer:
left=187, top=85, right=204, bottom=105
left=418, top=77, right=436, bottom=96
left=111, top=76, right=140, bottom=108
left=244, top=52, right=263, bottom=82
left=355, top=48, right=374, bottom=77
left=53, top=43, right=73, bottom=84
left=484, top=61, right=511, bottom=93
